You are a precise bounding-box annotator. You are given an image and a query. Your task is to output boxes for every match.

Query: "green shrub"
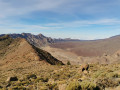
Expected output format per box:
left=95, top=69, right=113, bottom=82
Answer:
left=112, top=73, right=120, bottom=78
left=96, top=78, right=119, bottom=89
left=80, top=81, right=98, bottom=90
left=21, top=81, right=30, bottom=85
left=12, top=86, right=26, bottom=90
left=36, top=77, right=49, bottom=82
left=92, top=71, right=102, bottom=78
left=47, top=83, right=58, bottom=90
left=26, top=74, right=37, bottom=79
left=66, top=81, right=81, bottom=90
left=67, top=61, right=71, bottom=65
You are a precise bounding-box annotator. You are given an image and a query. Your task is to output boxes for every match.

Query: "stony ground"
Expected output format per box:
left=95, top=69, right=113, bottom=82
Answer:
left=0, top=63, right=120, bottom=90
left=42, top=46, right=120, bottom=65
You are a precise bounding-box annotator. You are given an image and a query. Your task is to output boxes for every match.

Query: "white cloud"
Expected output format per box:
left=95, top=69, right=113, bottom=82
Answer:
left=46, top=18, right=120, bottom=27
left=0, top=0, right=120, bottom=19
left=0, top=18, right=120, bottom=33
left=0, top=23, right=63, bottom=34
left=0, top=0, right=120, bottom=40
left=0, top=0, right=67, bottom=18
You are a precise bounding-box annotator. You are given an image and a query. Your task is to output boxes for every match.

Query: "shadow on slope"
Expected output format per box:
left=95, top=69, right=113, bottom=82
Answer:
left=0, top=35, right=64, bottom=66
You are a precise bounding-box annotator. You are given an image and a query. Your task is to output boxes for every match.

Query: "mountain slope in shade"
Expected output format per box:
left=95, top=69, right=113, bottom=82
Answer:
left=0, top=33, right=54, bottom=47
left=0, top=35, right=63, bottom=70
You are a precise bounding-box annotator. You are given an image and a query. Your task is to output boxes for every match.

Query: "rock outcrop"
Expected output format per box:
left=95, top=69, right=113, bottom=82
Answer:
left=6, top=76, right=18, bottom=82
left=0, top=33, right=54, bottom=47
left=81, top=64, right=89, bottom=72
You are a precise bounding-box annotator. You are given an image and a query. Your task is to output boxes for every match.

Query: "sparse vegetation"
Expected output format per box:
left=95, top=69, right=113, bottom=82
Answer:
left=67, top=61, right=71, bottom=65
left=1, top=64, right=120, bottom=90
left=1, top=35, right=120, bottom=90
left=66, top=81, right=81, bottom=90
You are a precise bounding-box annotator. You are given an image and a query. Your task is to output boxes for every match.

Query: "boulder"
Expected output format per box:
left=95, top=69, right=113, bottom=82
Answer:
left=81, top=64, right=89, bottom=72
left=6, top=76, right=18, bottom=82
left=0, top=85, right=3, bottom=89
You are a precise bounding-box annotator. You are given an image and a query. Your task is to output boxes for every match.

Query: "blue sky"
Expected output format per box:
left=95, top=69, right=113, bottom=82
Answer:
left=0, top=0, right=120, bottom=40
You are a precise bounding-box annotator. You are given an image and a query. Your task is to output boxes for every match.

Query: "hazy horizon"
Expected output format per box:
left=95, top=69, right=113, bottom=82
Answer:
left=0, top=0, right=120, bottom=40
left=0, top=32, right=120, bottom=40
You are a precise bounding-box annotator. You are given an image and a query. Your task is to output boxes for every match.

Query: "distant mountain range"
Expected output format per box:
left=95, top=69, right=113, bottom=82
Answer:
left=54, top=38, right=81, bottom=42
left=1, top=33, right=120, bottom=64
left=51, top=34, right=120, bottom=57
left=0, top=33, right=81, bottom=48
left=0, top=33, right=54, bottom=48
left=1, top=33, right=120, bottom=57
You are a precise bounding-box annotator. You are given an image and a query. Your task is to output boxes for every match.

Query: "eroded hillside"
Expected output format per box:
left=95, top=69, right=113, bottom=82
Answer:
left=51, top=35, right=120, bottom=57
left=1, top=35, right=120, bottom=90
left=0, top=35, right=63, bottom=70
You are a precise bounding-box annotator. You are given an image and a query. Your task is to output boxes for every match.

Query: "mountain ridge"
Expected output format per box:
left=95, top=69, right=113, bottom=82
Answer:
left=0, top=35, right=63, bottom=70
left=1, top=33, right=120, bottom=57
left=0, top=33, right=54, bottom=48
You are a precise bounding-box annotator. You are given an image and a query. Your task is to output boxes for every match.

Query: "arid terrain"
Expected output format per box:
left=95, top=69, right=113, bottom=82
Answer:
left=51, top=35, right=120, bottom=57
left=2, top=33, right=120, bottom=64
left=1, top=34, right=120, bottom=90
left=0, top=0, right=120, bottom=89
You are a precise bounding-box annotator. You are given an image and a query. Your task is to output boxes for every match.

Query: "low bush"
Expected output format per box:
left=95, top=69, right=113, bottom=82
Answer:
left=26, top=74, right=37, bottom=79
left=47, top=83, right=58, bottom=90
left=96, top=78, right=119, bottom=89
left=66, top=81, right=81, bottom=90
left=80, top=80, right=99, bottom=90
left=67, top=61, right=71, bottom=65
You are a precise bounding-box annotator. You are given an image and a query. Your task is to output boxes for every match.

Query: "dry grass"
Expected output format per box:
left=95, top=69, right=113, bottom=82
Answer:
left=0, top=64, right=120, bottom=90
left=1, top=35, right=120, bottom=89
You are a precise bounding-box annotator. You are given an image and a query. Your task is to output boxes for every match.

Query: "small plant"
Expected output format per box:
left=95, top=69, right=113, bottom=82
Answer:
left=96, top=78, right=119, bottom=89
left=37, top=77, right=49, bottom=82
left=12, top=86, right=26, bottom=90
left=66, top=81, right=81, bottom=90
left=80, top=81, right=98, bottom=90
left=67, top=61, right=71, bottom=65
left=47, top=83, right=58, bottom=90
left=26, top=74, right=37, bottom=79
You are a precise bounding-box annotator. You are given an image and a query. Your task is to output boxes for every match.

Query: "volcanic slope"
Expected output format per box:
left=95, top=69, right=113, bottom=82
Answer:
left=51, top=35, right=120, bottom=57
left=0, top=35, right=63, bottom=70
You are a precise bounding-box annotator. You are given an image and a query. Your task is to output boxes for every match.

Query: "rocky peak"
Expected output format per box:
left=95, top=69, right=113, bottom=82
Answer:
left=0, top=33, right=55, bottom=47
left=38, top=33, right=45, bottom=37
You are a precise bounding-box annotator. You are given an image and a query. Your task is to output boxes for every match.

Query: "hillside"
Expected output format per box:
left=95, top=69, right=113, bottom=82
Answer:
left=1, top=33, right=120, bottom=64
left=51, top=35, right=120, bottom=57
left=2, top=33, right=120, bottom=58
left=0, top=35, right=63, bottom=70
left=1, top=35, right=120, bottom=89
